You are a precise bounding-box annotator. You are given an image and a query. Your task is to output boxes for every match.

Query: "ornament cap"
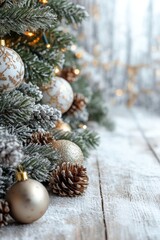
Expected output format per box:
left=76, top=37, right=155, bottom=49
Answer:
left=16, top=166, right=28, bottom=181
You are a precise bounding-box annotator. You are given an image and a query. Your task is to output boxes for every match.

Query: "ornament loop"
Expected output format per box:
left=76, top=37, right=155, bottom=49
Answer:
left=16, top=165, right=28, bottom=181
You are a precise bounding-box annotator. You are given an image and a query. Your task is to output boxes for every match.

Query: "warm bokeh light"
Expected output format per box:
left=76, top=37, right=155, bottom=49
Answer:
left=115, top=89, right=124, bottom=97
left=24, top=32, right=35, bottom=37
left=74, top=69, right=80, bottom=75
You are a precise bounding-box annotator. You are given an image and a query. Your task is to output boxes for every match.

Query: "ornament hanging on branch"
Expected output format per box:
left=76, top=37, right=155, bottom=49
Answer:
left=55, top=120, right=71, bottom=132
left=49, top=162, right=89, bottom=197
left=0, top=45, right=24, bottom=92
left=6, top=167, right=49, bottom=224
left=41, top=76, right=74, bottom=114
left=52, top=139, right=84, bottom=165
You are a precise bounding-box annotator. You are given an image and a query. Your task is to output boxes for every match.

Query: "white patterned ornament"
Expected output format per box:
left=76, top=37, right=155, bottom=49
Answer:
left=41, top=76, right=74, bottom=113
left=0, top=46, right=24, bottom=92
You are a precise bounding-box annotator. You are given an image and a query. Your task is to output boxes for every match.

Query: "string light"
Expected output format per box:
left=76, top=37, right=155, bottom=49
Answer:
left=42, top=33, right=51, bottom=49
left=55, top=67, right=60, bottom=74
left=46, top=43, right=51, bottom=49
left=0, top=39, right=5, bottom=46
left=71, top=44, right=77, bottom=51
left=39, top=0, right=48, bottom=3
left=24, top=32, right=35, bottom=37
left=79, top=124, right=87, bottom=129
left=61, top=48, right=67, bottom=52
left=75, top=52, right=83, bottom=59
left=74, top=69, right=80, bottom=75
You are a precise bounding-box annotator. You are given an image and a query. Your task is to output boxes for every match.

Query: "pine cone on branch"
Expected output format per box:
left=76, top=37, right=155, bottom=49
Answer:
left=29, top=132, right=54, bottom=145
left=0, top=200, right=10, bottom=227
left=49, top=162, right=89, bottom=197
left=67, top=93, right=87, bottom=115
left=57, top=67, right=77, bottom=83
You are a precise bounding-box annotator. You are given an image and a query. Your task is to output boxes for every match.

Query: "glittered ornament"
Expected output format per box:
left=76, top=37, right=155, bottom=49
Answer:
left=55, top=120, right=71, bottom=132
left=0, top=46, right=24, bottom=92
left=49, top=162, right=89, bottom=197
left=6, top=168, right=49, bottom=224
left=41, top=76, right=74, bottom=113
left=52, top=139, right=84, bottom=165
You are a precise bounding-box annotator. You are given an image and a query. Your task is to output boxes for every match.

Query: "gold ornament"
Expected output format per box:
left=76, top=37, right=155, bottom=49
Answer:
left=52, top=140, right=84, bottom=165
left=0, top=46, right=24, bottom=92
left=6, top=168, right=49, bottom=224
left=55, top=120, right=71, bottom=132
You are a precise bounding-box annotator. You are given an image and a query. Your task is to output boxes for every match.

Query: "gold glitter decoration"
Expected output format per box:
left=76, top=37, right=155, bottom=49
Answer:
left=52, top=139, right=84, bottom=165
left=55, top=120, right=71, bottom=132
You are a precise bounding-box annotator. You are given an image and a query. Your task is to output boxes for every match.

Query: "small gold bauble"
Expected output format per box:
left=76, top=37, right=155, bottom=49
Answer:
left=55, top=120, right=71, bottom=132
left=6, top=178, right=49, bottom=224
left=52, top=140, right=84, bottom=165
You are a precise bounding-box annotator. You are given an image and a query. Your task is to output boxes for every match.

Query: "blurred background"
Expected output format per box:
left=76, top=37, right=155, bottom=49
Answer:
left=73, top=0, right=160, bottom=112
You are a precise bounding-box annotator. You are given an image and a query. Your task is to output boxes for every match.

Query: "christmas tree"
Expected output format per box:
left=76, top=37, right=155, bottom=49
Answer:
left=0, top=0, right=112, bottom=226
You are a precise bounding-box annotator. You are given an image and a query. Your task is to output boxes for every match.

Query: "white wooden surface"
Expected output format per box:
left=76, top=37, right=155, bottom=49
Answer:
left=1, top=108, right=160, bottom=240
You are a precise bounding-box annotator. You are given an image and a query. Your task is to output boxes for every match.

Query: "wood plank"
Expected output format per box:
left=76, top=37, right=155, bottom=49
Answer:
left=132, top=107, right=160, bottom=163
left=0, top=154, right=106, bottom=240
left=97, top=109, right=160, bottom=240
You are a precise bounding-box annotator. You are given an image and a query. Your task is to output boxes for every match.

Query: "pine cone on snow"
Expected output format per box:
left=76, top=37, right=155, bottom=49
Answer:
left=29, top=132, right=54, bottom=145
left=0, top=200, right=10, bottom=227
left=67, top=93, right=87, bottom=115
left=49, top=162, right=89, bottom=197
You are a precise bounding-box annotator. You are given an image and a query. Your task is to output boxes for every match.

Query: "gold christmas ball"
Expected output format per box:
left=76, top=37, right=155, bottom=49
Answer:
left=55, top=120, right=71, bottom=132
left=0, top=46, right=24, bottom=92
left=6, top=178, right=49, bottom=224
left=52, top=140, right=84, bottom=165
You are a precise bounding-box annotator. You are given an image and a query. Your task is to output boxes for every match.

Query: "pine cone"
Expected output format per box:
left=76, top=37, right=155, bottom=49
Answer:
left=0, top=0, right=5, bottom=6
left=0, top=200, right=10, bottom=227
left=67, top=93, right=87, bottom=115
left=49, top=162, right=89, bottom=197
left=57, top=67, right=77, bottom=83
left=29, top=132, right=54, bottom=145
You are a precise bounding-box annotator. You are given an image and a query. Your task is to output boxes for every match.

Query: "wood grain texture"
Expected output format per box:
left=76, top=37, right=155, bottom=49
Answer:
left=98, top=109, right=160, bottom=240
left=1, top=108, right=160, bottom=240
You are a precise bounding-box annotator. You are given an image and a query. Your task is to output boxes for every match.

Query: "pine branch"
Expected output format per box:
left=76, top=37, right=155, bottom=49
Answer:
left=14, top=44, right=64, bottom=85
left=48, top=28, right=75, bottom=49
left=51, top=129, right=99, bottom=158
left=14, top=45, right=53, bottom=86
left=22, top=144, right=60, bottom=182
left=29, top=104, right=62, bottom=131
left=22, top=155, right=51, bottom=182
left=48, top=0, right=88, bottom=24
left=0, top=90, right=34, bottom=126
left=17, top=82, right=43, bottom=102
left=0, top=166, right=15, bottom=199
left=0, top=3, right=56, bottom=36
